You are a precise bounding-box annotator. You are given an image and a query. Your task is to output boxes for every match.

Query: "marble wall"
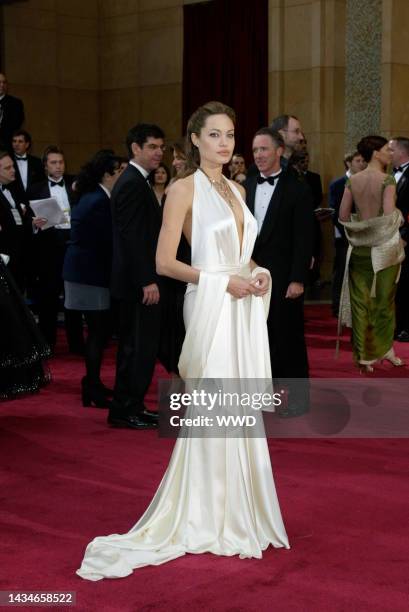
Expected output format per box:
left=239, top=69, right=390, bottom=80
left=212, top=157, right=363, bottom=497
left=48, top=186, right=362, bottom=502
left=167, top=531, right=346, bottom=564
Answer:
left=99, top=0, right=183, bottom=156
left=1, top=0, right=405, bottom=193
left=345, top=0, right=382, bottom=151
left=381, top=0, right=409, bottom=139
left=268, top=0, right=347, bottom=185
left=1, top=0, right=101, bottom=169
left=0, top=0, right=185, bottom=168
left=268, top=0, right=347, bottom=279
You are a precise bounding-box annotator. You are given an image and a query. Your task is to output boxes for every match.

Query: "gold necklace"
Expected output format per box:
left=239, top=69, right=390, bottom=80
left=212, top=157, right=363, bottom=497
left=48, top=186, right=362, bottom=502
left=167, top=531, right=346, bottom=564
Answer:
left=201, top=168, right=235, bottom=208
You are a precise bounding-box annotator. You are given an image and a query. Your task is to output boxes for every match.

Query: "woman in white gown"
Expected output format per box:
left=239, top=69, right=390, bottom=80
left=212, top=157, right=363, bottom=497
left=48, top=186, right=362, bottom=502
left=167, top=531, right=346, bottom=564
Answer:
left=77, top=101, right=289, bottom=581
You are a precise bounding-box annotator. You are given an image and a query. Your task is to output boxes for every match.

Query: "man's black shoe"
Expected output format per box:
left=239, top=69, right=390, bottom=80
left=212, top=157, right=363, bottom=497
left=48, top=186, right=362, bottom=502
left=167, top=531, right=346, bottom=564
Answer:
left=142, top=408, right=159, bottom=422
left=396, top=330, right=409, bottom=342
left=107, top=414, right=157, bottom=429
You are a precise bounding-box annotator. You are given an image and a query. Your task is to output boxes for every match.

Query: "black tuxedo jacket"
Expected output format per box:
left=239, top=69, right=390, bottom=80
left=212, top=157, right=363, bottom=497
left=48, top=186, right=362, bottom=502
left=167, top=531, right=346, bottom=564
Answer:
left=27, top=176, right=76, bottom=249
left=63, top=187, right=112, bottom=288
left=329, top=175, right=348, bottom=240
left=304, top=170, right=323, bottom=209
left=110, top=163, right=162, bottom=300
left=0, top=94, right=25, bottom=147
left=396, top=167, right=409, bottom=243
left=13, top=154, right=45, bottom=193
left=27, top=175, right=75, bottom=205
left=245, top=170, right=314, bottom=287
left=0, top=182, right=30, bottom=257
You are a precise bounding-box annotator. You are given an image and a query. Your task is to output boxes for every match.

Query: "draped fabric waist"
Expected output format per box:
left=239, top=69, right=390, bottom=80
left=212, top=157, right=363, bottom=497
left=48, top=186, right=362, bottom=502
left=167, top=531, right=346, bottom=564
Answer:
left=185, top=263, right=251, bottom=297
left=341, top=209, right=404, bottom=282
left=337, top=209, right=405, bottom=340
left=194, top=262, right=251, bottom=276
left=179, top=264, right=271, bottom=380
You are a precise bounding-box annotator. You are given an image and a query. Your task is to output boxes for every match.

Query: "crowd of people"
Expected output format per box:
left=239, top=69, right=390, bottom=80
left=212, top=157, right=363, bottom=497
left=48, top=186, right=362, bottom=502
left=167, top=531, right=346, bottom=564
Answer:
left=0, top=79, right=407, bottom=578
left=0, top=71, right=407, bottom=411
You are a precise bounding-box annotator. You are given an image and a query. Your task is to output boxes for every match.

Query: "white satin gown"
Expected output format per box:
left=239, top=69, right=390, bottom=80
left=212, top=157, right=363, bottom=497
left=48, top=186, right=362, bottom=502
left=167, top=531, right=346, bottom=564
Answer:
left=77, top=169, right=289, bottom=581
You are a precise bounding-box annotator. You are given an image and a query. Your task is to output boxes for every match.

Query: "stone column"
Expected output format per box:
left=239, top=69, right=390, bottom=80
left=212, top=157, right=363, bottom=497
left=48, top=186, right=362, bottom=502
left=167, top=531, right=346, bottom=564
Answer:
left=381, top=0, right=409, bottom=139
left=345, top=0, right=382, bottom=150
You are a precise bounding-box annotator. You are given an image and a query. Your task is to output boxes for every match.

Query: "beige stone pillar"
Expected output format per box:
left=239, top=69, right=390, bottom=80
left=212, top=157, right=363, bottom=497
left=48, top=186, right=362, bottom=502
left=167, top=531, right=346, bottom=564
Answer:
left=345, top=0, right=382, bottom=150
left=381, top=0, right=409, bottom=139
left=268, top=0, right=346, bottom=281
left=0, top=0, right=100, bottom=170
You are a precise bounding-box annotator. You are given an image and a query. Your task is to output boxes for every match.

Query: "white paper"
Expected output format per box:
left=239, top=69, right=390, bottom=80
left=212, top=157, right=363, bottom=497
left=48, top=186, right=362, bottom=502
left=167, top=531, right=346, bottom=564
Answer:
left=29, top=197, right=66, bottom=230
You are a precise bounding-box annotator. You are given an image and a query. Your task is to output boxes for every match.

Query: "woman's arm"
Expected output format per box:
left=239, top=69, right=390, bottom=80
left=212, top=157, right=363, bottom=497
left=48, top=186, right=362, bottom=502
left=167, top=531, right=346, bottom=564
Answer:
left=156, top=176, right=258, bottom=298
left=339, top=186, right=353, bottom=221
left=156, top=177, right=200, bottom=284
left=382, top=183, right=396, bottom=216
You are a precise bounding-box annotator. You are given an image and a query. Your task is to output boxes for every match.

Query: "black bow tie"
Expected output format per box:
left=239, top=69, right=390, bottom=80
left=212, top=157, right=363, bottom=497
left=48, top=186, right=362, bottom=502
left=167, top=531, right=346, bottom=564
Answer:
left=1, top=184, right=9, bottom=192
left=257, top=175, right=279, bottom=185
left=49, top=179, right=64, bottom=187
left=16, top=156, right=27, bottom=161
left=393, top=166, right=403, bottom=173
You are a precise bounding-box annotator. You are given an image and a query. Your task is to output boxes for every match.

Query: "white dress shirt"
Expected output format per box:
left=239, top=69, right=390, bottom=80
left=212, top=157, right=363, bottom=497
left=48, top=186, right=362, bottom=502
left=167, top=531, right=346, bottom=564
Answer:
left=48, top=177, right=71, bottom=229
left=393, top=161, right=409, bottom=185
left=1, top=184, right=22, bottom=225
left=129, top=160, right=149, bottom=180
left=98, top=183, right=111, bottom=199
left=15, top=155, right=28, bottom=190
left=254, top=171, right=282, bottom=235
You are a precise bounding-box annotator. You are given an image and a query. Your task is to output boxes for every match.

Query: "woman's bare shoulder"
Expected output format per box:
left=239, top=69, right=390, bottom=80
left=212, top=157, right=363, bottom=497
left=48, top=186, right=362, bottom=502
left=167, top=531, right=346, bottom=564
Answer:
left=167, top=173, right=195, bottom=197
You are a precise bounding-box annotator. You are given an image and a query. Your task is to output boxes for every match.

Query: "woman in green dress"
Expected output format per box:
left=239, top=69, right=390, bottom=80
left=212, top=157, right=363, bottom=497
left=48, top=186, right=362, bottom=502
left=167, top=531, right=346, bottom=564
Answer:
left=339, top=135, right=405, bottom=372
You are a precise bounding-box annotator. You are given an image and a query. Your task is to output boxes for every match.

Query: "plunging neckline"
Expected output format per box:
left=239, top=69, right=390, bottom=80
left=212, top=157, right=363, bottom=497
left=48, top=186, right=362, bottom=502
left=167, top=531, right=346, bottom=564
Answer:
left=211, top=177, right=246, bottom=259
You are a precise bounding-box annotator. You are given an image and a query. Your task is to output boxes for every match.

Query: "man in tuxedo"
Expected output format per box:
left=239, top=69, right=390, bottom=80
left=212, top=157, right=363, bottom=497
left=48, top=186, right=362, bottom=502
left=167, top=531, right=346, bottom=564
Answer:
left=290, top=149, right=323, bottom=285
left=293, top=151, right=323, bottom=208
left=0, top=73, right=25, bottom=149
left=0, top=150, right=32, bottom=289
left=12, top=130, right=44, bottom=193
left=108, top=123, right=165, bottom=430
left=389, top=137, right=409, bottom=342
left=28, top=146, right=83, bottom=353
left=329, top=151, right=366, bottom=316
left=245, top=128, right=313, bottom=416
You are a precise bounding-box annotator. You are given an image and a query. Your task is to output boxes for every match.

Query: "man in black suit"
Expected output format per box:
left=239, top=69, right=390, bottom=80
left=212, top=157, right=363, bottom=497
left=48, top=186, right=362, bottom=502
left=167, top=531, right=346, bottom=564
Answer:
left=293, top=151, right=323, bottom=208
left=11, top=129, right=44, bottom=193
left=329, top=151, right=366, bottom=316
left=28, top=146, right=83, bottom=353
left=0, top=150, right=32, bottom=289
left=108, top=123, right=165, bottom=430
left=289, top=149, right=323, bottom=285
left=0, top=73, right=25, bottom=150
left=389, top=137, right=409, bottom=342
left=245, top=128, right=314, bottom=416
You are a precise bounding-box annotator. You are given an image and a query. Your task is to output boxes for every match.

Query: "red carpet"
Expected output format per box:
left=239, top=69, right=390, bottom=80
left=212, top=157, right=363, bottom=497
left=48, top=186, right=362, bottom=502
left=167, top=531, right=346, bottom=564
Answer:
left=1, top=305, right=408, bottom=611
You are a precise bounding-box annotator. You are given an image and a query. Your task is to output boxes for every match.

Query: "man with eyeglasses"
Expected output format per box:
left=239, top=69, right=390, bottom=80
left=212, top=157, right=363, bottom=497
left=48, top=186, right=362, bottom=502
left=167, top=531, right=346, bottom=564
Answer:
left=108, top=123, right=165, bottom=430
left=271, top=115, right=304, bottom=165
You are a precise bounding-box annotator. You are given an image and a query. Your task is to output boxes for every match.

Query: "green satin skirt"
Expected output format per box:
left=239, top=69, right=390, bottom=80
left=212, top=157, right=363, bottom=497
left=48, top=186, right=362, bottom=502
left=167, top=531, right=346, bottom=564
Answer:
left=349, top=247, right=398, bottom=364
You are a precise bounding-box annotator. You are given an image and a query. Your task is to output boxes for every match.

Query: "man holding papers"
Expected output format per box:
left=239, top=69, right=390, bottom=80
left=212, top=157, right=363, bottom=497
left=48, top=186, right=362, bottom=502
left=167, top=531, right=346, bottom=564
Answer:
left=28, top=146, right=83, bottom=354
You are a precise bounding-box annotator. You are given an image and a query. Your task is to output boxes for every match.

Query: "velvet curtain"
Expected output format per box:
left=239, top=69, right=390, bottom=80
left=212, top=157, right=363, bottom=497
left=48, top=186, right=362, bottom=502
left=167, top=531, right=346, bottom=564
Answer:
left=183, top=0, right=268, bottom=164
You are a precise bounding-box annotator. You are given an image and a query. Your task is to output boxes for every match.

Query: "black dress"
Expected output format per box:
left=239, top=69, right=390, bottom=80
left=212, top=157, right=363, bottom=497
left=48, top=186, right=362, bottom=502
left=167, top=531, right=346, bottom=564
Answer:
left=0, top=258, right=51, bottom=399
left=158, top=195, right=191, bottom=374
